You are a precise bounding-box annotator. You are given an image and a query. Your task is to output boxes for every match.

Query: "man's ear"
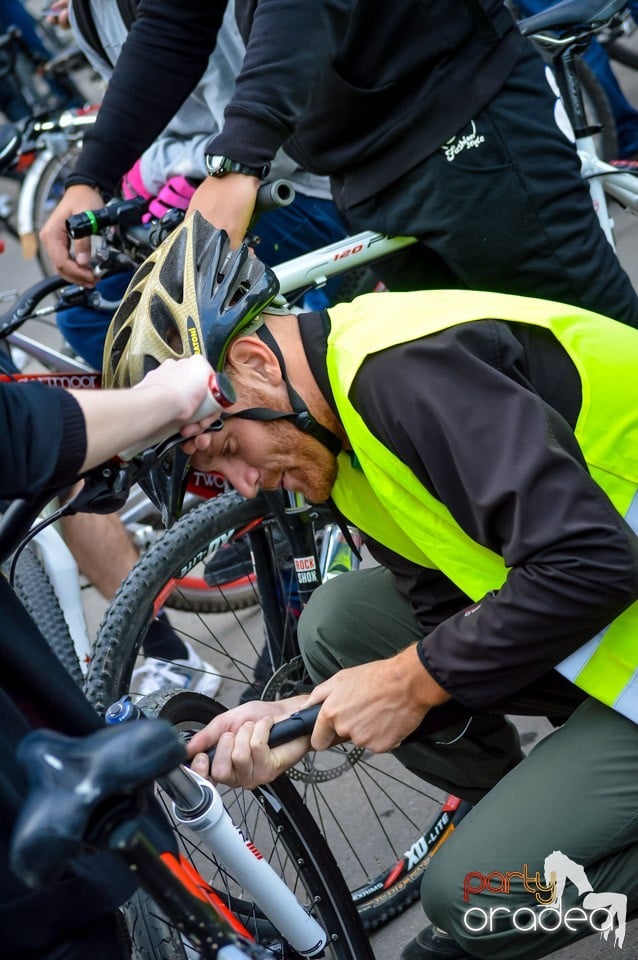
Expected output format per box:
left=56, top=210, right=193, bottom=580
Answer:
left=226, top=335, right=282, bottom=386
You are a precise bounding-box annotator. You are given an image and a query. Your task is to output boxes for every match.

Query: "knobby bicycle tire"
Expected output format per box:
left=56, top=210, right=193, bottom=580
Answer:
left=2, top=539, right=83, bottom=686
left=124, top=489, right=257, bottom=615
left=122, top=889, right=187, bottom=960
left=88, top=491, right=468, bottom=930
left=132, top=688, right=373, bottom=960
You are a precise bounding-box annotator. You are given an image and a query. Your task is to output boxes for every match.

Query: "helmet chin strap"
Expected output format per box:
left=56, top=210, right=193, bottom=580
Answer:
left=225, top=326, right=343, bottom=457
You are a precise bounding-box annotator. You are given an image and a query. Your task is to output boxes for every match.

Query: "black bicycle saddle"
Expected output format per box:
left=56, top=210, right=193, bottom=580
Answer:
left=517, top=0, right=627, bottom=36
left=10, top=718, right=186, bottom=888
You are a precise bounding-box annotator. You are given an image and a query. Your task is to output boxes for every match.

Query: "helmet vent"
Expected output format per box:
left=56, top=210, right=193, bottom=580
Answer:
left=159, top=232, right=187, bottom=303
left=132, top=258, right=155, bottom=287
left=150, top=293, right=184, bottom=354
left=229, top=281, right=251, bottom=307
left=111, top=290, right=142, bottom=333
left=143, top=355, right=160, bottom=378
left=109, top=325, right=132, bottom=380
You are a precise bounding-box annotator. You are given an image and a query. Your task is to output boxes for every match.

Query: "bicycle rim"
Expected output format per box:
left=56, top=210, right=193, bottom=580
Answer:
left=88, top=491, right=465, bottom=929
left=33, top=147, right=81, bottom=276
left=135, top=689, right=372, bottom=960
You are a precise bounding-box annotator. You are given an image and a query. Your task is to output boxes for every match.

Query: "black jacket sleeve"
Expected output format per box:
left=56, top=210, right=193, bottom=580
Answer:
left=0, top=382, right=86, bottom=501
left=73, top=0, right=354, bottom=193
left=74, top=0, right=227, bottom=194
left=351, top=321, right=638, bottom=709
left=208, top=0, right=353, bottom=166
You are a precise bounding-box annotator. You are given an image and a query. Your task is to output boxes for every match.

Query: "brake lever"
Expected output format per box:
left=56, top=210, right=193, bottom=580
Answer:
left=63, top=428, right=197, bottom=516
left=62, top=460, right=132, bottom=515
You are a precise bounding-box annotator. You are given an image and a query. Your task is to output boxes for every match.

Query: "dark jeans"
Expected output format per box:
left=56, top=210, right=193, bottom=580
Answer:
left=338, top=44, right=638, bottom=329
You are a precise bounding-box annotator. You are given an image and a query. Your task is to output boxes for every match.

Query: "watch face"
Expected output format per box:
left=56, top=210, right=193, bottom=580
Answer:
left=206, top=155, right=227, bottom=176
left=205, top=155, right=268, bottom=180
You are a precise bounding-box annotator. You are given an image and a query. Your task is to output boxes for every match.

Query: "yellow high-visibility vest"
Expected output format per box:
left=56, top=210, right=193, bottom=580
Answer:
left=326, top=290, right=638, bottom=720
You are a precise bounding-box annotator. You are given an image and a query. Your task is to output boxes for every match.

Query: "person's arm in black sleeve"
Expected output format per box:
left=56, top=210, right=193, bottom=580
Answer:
left=72, top=0, right=226, bottom=196
left=0, top=382, right=85, bottom=502
left=352, top=321, right=638, bottom=709
left=208, top=0, right=353, bottom=168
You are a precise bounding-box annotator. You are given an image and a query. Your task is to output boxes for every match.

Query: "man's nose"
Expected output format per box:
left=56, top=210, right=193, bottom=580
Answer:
left=225, top=463, right=259, bottom=499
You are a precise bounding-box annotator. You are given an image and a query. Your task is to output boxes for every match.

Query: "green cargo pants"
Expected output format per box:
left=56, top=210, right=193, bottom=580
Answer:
left=297, top=565, right=638, bottom=958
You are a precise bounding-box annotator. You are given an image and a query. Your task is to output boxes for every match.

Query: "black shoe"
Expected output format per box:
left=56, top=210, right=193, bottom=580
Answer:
left=400, top=926, right=476, bottom=960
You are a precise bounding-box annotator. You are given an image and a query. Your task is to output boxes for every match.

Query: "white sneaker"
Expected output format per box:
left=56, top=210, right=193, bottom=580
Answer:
left=131, top=639, right=222, bottom=699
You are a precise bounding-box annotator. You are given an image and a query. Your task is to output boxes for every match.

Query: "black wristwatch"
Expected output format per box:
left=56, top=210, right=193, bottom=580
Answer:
left=205, top=155, right=270, bottom=180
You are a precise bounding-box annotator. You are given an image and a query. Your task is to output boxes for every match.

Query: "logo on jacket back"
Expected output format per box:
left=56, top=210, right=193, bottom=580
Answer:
left=442, top=121, right=485, bottom=162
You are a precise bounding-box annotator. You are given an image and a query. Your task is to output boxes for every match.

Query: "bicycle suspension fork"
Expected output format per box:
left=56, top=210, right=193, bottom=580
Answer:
left=106, top=700, right=327, bottom=957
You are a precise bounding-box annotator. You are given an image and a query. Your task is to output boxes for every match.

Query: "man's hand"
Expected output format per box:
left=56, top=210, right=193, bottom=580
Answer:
left=187, top=695, right=310, bottom=789
left=305, top=645, right=451, bottom=754
left=187, top=173, right=260, bottom=247
left=39, top=184, right=105, bottom=286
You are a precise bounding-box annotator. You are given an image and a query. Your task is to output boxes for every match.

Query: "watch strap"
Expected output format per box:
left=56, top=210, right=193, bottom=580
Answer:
left=206, top=155, right=270, bottom=180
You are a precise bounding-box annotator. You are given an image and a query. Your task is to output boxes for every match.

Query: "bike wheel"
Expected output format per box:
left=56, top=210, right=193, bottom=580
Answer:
left=32, top=146, right=81, bottom=276
left=122, top=487, right=258, bottom=615
left=122, top=889, right=188, bottom=960
left=87, top=491, right=469, bottom=930
left=133, top=688, right=373, bottom=960
left=2, top=540, right=82, bottom=685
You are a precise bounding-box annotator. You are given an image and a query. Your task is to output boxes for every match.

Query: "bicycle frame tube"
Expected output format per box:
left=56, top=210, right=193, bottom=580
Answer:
left=110, top=817, right=269, bottom=960
left=273, top=230, right=416, bottom=296
left=3, top=338, right=94, bottom=371
left=27, top=520, right=92, bottom=672
left=577, top=138, right=616, bottom=246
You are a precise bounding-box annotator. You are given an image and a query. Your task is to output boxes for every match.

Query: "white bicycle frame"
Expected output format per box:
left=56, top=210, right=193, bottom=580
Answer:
left=579, top=149, right=638, bottom=247
left=524, top=10, right=638, bottom=250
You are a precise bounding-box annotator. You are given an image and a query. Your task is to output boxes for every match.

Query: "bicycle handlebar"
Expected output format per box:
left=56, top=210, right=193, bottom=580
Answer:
left=11, top=704, right=322, bottom=888
left=205, top=704, right=321, bottom=765
left=66, top=179, right=296, bottom=241
left=66, top=196, right=149, bottom=238
left=0, top=274, right=68, bottom=336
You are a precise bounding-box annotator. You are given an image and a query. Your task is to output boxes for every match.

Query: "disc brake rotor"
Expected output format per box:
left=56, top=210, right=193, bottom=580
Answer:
left=261, top=656, right=364, bottom=783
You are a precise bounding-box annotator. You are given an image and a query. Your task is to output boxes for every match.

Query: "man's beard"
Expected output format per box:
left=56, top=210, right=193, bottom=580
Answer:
left=259, top=417, right=338, bottom=503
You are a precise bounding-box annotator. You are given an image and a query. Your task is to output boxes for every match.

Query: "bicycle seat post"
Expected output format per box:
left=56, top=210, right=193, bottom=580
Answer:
left=552, top=43, right=592, bottom=137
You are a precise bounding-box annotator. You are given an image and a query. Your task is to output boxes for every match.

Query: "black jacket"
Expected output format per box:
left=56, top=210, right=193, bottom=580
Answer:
left=299, top=311, right=638, bottom=711
left=73, top=0, right=528, bottom=203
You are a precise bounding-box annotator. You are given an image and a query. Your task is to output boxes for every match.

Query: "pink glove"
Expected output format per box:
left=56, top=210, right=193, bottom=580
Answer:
left=120, top=158, right=154, bottom=202
left=147, top=175, right=201, bottom=220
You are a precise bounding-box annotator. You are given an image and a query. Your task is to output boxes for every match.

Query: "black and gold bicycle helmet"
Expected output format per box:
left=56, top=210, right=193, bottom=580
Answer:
left=103, top=211, right=279, bottom=388
left=102, top=213, right=279, bottom=524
